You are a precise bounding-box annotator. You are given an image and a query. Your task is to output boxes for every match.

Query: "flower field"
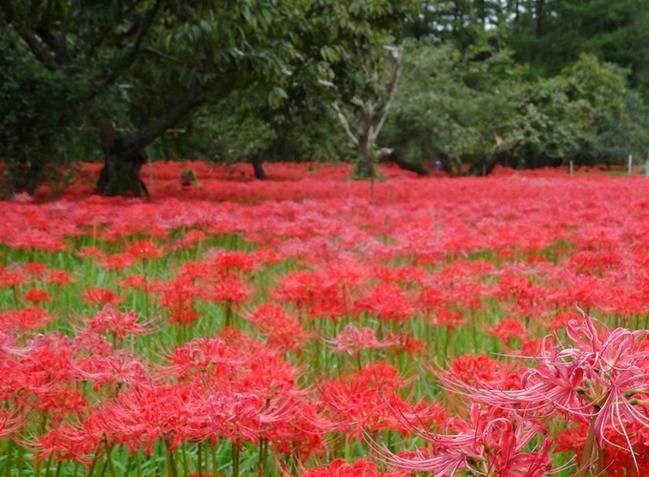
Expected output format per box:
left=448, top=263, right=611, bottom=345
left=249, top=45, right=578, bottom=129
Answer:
left=2, top=161, right=649, bottom=476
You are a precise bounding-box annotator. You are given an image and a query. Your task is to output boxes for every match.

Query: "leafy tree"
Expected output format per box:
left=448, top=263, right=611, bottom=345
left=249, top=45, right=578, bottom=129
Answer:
left=0, top=1, right=307, bottom=196
left=508, top=0, right=649, bottom=91
left=383, top=39, right=526, bottom=175
left=0, top=34, right=81, bottom=197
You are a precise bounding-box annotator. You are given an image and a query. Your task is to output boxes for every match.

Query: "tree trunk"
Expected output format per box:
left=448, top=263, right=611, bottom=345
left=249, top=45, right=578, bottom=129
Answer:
left=96, top=128, right=149, bottom=197
left=251, top=156, right=266, bottom=180
left=355, top=112, right=376, bottom=179
left=94, top=73, right=204, bottom=196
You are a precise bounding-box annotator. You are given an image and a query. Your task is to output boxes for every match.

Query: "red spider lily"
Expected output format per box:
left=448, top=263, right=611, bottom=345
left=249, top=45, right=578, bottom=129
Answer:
left=245, top=304, right=311, bottom=354
left=101, top=253, right=136, bottom=272
left=34, top=421, right=102, bottom=465
left=0, top=267, right=28, bottom=288
left=488, top=318, right=528, bottom=347
left=208, top=249, right=258, bottom=277
left=431, top=306, right=465, bottom=330
left=96, top=382, right=219, bottom=454
left=83, top=305, right=152, bottom=342
left=387, top=405, right=552, bottom=477
left=0, top=407, right=25, bottom=439
left=202, top=275, right=251, bottom=309
left=127, top=239, right=163, bottom=261
left=163, top=337, right=243, bottom=381
left=353, top=284, right=415, bottom=323
left=24, top=288, right=52, bottom=304
left=150, top=277, right=201, bottom=325
left=76, top=246, right=105, bottom=261
left=319, top=363, right=448, bottom=437
left=117, top=274, right=148, bottom=290
left=82, top=287, right=122, bottom=306
left=373, top=264, right=425, bottom=287
left=173, top=229, right=207, bottom=250
left=445, top=354, right=523, bottom=391
left=44, top=270, right=73, bottom=287
left=390, top=332, right=424, bottom=357
left=0, top=306, right=54, bottom=330
left=329, top=324, right=397, bottom=357
left=438, top=311, right=649, bottom=473
left=23, top=262, right=48, bottom=279
left=72, top=351, right=149, bottom=393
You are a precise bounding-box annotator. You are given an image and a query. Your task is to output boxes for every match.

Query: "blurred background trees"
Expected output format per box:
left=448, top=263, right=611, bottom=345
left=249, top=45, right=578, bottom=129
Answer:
left=1, top=0, right=648, bottom=196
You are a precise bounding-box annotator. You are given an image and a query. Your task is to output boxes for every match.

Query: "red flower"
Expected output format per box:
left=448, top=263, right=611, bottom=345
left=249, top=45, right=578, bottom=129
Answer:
left=488, top=318, right=528, bottom=346
left=82, top=287, right=121, bottom=306
left=24, top=288, right=52, bottom=304
left=84, top=305, right=151, bottom=342
left=329, top=324, right=397, bottom=357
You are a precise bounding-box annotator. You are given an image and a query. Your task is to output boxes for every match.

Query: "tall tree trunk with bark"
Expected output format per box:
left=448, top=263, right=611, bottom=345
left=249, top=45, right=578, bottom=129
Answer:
left=251, top=156, right=266, bottom=180
left=95, top=76, right=204, bottom=196
left=356, top=110, right=376, bottom=178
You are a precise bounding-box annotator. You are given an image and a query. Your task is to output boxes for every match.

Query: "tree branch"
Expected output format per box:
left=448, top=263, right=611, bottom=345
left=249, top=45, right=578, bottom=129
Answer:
left=125, top=72, right=205, bottom=152
left=372, top=45, right=402, bottom=141
left=0, top=0, right=60, bottom=70
left=83, top=0, right=163, bottom=101
left=333, top=102, right=359, bottom=146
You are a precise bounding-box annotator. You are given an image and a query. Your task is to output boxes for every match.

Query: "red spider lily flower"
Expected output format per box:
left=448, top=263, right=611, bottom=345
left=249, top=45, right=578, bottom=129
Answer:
left=83, top=305, right=152, bottom=342
left=101, top=253, right=136, bottom=272
left=273, top=270, right=325, bottom=314
left=390, top=332, right=424, bottom=357
left=44, top=270, right=72, bottom=287
left=207, top=249, right=258, bottom=277
left=319, top=363, right=448, bottom=437
left=329, top=324, right=397, bottom=357
left=488, top=318, right=528, bottom=347
left=374, top=265, right=425, bottom=287
left=76, top=246, right=105, bottom=261
left=202, top=275, right=251, bottom=308
left=118, top=274, right=148, bottom=290
left=0, top=268, right=28, bottom=288
left=387, top=405, right=552, bottom=477
left=438, top=311, right=649, bottom=473
left=173, top=229, right=207, bottom=250
left=128, top=239, right=163, bottom=261
left=82, top=287, right=122, bottom=306
left=163, top=337, right=243, bottom=381
left=151, top=276, right=201, bottom=326
left=0, top=306, right=54, bottom=330
left=545, top=311, right=581, bottom=332
left=23, top=262, right=48, bottom=279
left=246, top=304, right=311, bottom=354
left=73, top=351, right=149, bottom=393
left=35, top=422, right=102, bottom=465
left=353, top=284, right=415, bottom=323
left=24, top=288, right=52, bottom=304
left=0, top=407, right=25, bottom=439
left=445, top=354, right=523, bottom=391
left=96, top=383, right=217, bottom=454
left=430, top=306, right=465, bottom=330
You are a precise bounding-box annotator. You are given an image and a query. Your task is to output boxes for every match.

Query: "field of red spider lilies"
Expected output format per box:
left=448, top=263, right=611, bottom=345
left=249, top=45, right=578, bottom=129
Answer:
left=3, top=161, right=649, bottom=476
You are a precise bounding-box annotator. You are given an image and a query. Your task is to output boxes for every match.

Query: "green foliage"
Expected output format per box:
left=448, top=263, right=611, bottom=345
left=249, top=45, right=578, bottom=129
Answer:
left=382, top=39, right=525, bottom=173
left=384, top=41, right=647, bottom=173
left=0, top=35, right=81, bottom=197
